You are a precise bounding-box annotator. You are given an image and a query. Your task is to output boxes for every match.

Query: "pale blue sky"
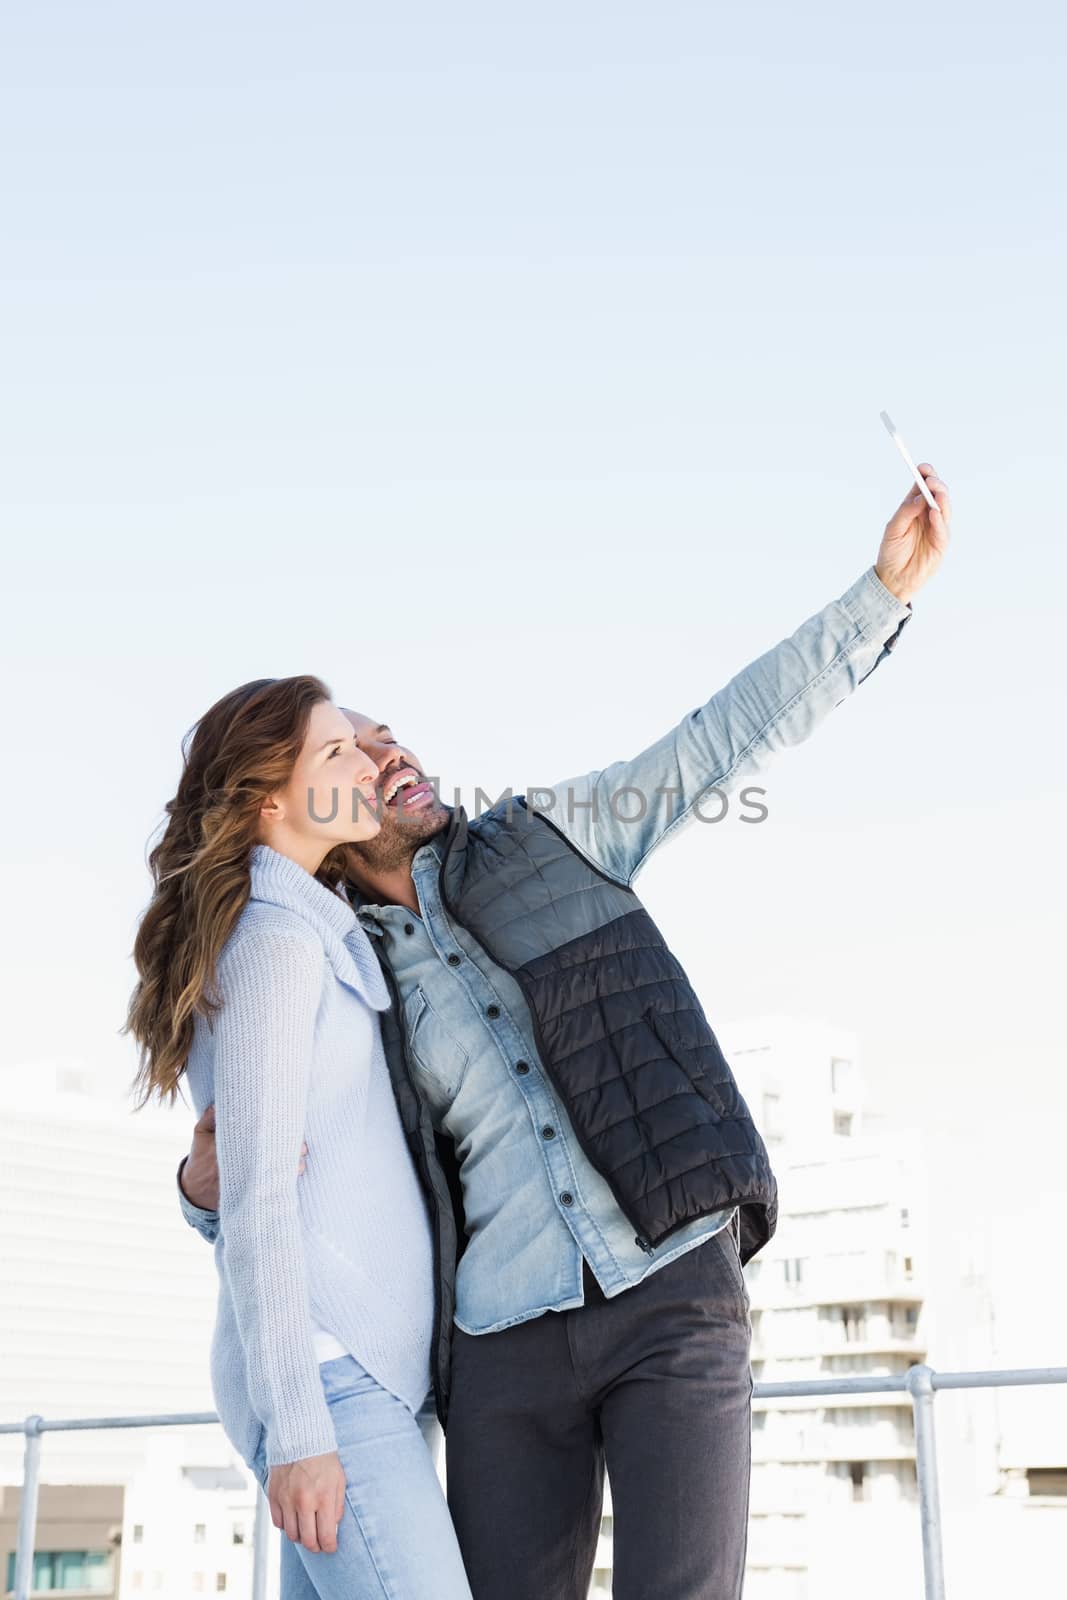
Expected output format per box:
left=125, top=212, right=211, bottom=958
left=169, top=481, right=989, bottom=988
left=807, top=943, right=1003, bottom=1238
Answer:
left=2, top=4, right=1064, bottom=1136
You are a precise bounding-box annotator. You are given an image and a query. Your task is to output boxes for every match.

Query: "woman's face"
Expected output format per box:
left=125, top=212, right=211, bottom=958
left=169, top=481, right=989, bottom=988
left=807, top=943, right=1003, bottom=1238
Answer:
left=262, top=699, right=382, bottom=853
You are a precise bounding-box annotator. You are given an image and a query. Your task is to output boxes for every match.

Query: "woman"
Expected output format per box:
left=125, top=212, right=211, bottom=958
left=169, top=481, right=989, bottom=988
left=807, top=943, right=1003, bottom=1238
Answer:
left=126, top=675, right=472, bottom=1600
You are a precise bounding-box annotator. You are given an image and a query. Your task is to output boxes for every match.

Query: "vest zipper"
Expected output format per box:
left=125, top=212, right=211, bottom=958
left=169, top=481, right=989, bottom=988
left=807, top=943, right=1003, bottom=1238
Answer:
left=378, top=960, right=451, bottom=1427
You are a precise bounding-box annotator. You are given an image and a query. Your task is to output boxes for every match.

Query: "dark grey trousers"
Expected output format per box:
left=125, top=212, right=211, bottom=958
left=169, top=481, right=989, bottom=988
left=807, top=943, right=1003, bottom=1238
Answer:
left=445, top=1216, right=754, bottom=1600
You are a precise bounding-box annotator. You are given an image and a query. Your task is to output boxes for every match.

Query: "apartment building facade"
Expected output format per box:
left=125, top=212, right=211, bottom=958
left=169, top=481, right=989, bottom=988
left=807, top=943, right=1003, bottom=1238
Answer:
left=0, top=1060, right=277, bottom=1600
left=718, top=1015, right=1065, bottom=1600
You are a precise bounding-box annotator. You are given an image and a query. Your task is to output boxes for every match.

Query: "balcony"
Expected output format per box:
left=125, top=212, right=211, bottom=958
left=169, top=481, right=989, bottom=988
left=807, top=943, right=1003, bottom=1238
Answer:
left=751, top=1332, right=925, bottom=1362
left=753, top=1280, right=923, bottom=1312
left=755, top=1439, right=917, bottom=1464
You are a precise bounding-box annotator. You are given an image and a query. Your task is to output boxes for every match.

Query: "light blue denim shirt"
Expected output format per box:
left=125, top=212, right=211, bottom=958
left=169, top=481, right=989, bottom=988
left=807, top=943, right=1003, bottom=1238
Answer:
left=179, top=567, right=911, bottom=1337
left=353, top=565, right=912, bottom=1335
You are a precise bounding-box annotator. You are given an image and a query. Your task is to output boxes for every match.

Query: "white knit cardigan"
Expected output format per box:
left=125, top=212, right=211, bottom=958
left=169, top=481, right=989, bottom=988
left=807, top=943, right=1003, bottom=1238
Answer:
left=183, top=844, right=435, bottom=1470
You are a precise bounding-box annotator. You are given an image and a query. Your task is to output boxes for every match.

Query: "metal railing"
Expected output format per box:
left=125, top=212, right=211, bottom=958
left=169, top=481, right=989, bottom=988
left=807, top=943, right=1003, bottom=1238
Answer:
left=0, top=1407, right=270, bottom=1600
left=3, top=1363, right=1066, bottom=1600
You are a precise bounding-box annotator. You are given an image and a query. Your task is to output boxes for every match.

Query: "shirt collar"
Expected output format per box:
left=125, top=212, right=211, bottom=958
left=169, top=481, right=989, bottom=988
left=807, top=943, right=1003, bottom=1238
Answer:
left=347, top=837, right=446, bottom=934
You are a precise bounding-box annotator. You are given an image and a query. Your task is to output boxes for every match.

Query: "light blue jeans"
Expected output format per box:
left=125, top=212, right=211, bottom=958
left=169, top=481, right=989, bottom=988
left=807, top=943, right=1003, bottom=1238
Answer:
left=251, top=1354, right=472, bottom=1600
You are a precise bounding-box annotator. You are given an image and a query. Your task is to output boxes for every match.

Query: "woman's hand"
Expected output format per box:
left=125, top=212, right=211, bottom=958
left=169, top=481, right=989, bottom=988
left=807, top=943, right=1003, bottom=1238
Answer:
left=874, top=462, right=952, bottom=605
left=179, top=1103, right=309, bottom=1213
left=267, top=1451, right=347, bottom=1553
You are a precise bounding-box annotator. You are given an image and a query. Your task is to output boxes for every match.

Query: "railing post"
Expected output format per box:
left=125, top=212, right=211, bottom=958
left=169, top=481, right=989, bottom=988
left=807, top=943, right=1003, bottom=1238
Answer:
left=906, top=1364, right=946, bottom=1600
left=13, top=1416, right=44, bottom=1600
left=252, top=1480, right=272, bottom=1600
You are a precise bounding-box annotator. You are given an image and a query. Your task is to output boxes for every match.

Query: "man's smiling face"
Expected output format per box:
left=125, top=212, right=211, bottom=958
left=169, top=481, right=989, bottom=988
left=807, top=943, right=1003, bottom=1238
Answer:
left=339, top=708, right=451, bottom=867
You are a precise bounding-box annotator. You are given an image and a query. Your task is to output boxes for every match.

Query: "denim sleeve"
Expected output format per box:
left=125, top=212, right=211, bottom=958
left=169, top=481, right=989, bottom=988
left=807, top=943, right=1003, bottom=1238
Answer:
left=212, top=922, right=338, bottom=1468
left=533, top=565, right=912, bottom=885
left=176, top=1156, right=220, bottom=1244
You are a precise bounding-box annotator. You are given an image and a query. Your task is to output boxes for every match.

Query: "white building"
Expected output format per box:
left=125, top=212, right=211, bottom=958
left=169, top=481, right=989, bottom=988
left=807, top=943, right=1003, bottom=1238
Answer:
left=716, top=1014, right=1067, bottom=1600
left=0, top=1059, right=275, bottom=1600
left=119, top=1440, right=259, bottom=1599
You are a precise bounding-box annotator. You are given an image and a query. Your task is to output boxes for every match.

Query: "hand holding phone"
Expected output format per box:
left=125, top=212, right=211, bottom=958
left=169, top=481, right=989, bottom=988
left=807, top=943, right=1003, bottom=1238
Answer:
left=880, top=411, right=939, bottom=509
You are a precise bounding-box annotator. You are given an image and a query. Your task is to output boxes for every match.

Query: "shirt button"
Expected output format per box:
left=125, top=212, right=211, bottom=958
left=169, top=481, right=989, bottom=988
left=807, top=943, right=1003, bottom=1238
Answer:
left=560, top=1191, right=574, bottom=1207
left=486, top=1004, right=501, bottom=1020
left=514, top=1060, right=530, bottom=1076
left=403, top=922, right=415, bottom=936
left=541, top=1125, right=556, bottom=1141
left=447, top=953, right=461, bottom=967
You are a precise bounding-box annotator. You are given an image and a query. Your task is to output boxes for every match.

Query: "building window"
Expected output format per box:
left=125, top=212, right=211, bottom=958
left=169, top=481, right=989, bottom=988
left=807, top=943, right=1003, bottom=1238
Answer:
left=216, top=1575, right=228, bottom=1592
left=903, top=1255, right=914, bottom=1278
left=132, top=1524, right=144, bottom=1544
left=831, top=1057, right=853, bottom=1094
left=900, top=1206, right=911, bottom=1228
left=132, top=1574, right=144, bottom=1592
left=833, top=1111, right=853, bottom=1136
left=784, top=1257, right=803, bottom=1286
left=762, top=1091, right=784, bottom=1140
left=1027, top=1469, right=1067, bottom=1497
left=829, top=1406, right=874, bottom=1427
left=849, top=1461, right=869, bottom=1502
left=194, top=1524, right=207, bottom=1544
left=232, top=1522, right=246, bottom=1546
left=193, top=1577, right=206, bottom=1594
left=841, top=1305, right=865, bottom=1341
left=5, top=1551, right=111, bottom=1592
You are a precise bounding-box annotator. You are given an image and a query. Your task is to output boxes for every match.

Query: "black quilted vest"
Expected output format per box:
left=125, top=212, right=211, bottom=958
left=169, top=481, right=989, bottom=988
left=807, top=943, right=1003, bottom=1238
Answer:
left=369, top=798, right=778, bottom=1425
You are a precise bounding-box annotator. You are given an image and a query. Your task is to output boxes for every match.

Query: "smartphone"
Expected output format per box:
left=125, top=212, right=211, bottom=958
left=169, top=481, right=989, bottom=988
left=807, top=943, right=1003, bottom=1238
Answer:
left=879, top=411, right=938, bottom=509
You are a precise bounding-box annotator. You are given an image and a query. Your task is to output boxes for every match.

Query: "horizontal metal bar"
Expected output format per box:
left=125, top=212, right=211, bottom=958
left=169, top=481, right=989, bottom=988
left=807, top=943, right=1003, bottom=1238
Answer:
left=930, top=1366, right=1067, bottom=1390
left=755, top=1365, right=1067, bottom=1400
left=2, top=1366, right=1064, bottom=1436
left=756, top=1375, right=910, bottom=1399
left=0, top=1412, right=219, bottom=1436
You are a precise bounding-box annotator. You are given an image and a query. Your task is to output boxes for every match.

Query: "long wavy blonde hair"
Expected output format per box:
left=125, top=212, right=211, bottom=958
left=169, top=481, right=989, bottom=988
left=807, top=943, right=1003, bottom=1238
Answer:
left=126, top=675, right=345, bottom=1109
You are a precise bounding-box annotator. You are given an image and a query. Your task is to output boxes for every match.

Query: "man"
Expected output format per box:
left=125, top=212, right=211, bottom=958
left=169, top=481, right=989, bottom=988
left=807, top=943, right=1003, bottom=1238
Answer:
left=178, top=467, right=950, bottom=1598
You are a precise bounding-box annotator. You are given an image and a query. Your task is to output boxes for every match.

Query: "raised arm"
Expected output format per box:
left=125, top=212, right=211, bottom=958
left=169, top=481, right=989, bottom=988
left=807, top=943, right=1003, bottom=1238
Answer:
left=211, top=918, right=337, bottom=1468
left=536, top=462, right=951, bottom=885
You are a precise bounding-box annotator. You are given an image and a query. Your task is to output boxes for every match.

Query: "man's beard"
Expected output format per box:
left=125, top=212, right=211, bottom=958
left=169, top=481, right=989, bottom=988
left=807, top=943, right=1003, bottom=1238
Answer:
left=348, top=795, right=452, bottom=872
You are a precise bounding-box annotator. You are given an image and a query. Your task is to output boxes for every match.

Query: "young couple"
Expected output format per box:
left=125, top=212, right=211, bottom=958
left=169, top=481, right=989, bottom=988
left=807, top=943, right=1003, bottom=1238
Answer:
left=126, top=466, right=949, bottom=1600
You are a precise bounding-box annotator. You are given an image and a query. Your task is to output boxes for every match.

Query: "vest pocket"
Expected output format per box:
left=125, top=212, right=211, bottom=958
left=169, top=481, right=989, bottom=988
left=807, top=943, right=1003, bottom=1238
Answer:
left=402, top=986, right=472, bottom=1104
left=645, top=1006, right=728, bottom=1117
